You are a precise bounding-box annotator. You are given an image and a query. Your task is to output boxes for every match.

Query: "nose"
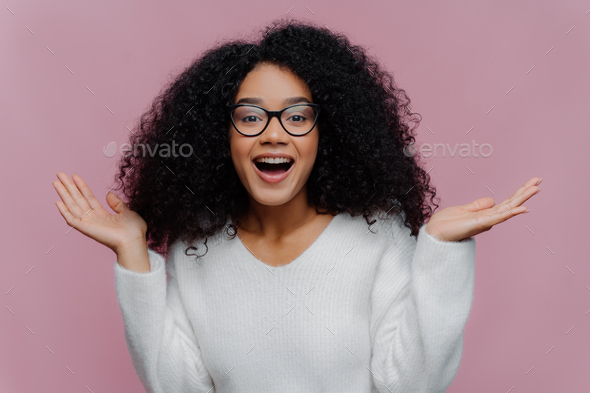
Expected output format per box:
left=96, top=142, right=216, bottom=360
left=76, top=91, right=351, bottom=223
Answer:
left=259, top=115, right=290, bottom=143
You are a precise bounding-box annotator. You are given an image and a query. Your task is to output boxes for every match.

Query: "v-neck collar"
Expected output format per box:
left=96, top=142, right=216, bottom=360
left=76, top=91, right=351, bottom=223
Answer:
left=232, top=213, right=341, bottom=272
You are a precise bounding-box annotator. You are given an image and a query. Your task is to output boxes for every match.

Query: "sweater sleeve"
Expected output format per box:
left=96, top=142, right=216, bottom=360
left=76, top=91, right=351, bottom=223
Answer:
left=113, top=247, right=214, bottom=393
left=369, top=222, right=476, bottom=393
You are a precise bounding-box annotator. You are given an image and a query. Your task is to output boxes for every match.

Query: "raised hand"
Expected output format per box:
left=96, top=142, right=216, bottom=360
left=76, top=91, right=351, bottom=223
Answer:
left=52, top=172, right=148, bottom=254
left=425, top=177, right=542, bottom=242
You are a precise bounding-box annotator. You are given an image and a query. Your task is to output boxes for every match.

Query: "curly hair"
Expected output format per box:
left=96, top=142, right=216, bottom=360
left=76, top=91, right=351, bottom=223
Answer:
left=113, top=17, right=438, bottom=259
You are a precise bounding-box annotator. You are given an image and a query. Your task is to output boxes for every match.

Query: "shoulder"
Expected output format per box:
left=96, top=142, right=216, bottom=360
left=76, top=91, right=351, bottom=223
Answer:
left=165, top=226, right=230, bottom=270
left=338, top=210, right=411, bottom=234
left=335, top=211, right=416, bottom=249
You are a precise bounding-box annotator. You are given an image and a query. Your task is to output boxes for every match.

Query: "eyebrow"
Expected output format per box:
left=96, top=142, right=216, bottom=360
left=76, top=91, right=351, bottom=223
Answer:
left=234, top=96, right=312, bottom=105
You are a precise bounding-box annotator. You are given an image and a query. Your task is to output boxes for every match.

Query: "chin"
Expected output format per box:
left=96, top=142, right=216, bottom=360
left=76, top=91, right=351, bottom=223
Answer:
left=250, top=192, right=294, bottom=207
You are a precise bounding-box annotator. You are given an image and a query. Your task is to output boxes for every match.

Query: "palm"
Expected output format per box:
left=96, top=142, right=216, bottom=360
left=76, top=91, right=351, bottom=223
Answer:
left=425, top=177, right=542, bottom=242
left=52, top=172, right=147, bottom=252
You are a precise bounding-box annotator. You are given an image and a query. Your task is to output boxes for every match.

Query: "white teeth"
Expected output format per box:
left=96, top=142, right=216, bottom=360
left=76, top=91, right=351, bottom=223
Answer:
left=255, top=157, right=293, bottom=164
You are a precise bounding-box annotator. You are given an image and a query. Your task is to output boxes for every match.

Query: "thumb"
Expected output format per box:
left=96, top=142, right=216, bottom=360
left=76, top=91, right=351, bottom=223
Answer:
left=463, top=197, right=495, bottom=212
left=107, top=192, right=128, bottom=214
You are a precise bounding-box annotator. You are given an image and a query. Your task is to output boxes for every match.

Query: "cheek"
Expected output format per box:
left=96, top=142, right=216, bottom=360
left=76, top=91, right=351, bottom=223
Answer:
left=229, top=135, right=254, bottom=174
left=301, top=136, right=319, bottom=166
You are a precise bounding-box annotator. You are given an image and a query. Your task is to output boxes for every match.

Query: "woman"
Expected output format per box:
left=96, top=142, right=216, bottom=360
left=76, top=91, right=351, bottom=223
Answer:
left=52, top=19, right=540, bottom=393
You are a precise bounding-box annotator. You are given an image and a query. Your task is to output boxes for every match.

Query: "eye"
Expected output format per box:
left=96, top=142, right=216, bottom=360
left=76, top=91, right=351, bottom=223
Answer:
left=287, top=114, right=306, bottom=122
left=242, top=115, right=263, bottom=123
left=282, top=105, right=315, bottom=124
left=233, top=106, right=266, bottom=124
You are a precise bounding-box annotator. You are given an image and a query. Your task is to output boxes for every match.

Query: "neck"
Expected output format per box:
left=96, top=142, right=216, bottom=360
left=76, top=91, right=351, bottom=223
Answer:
left=237, top=185, right=319, bottom=240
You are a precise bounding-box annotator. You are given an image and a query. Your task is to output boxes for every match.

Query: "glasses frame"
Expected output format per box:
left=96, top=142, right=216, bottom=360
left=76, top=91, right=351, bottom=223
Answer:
left=227, top=103, right=321, bottom=137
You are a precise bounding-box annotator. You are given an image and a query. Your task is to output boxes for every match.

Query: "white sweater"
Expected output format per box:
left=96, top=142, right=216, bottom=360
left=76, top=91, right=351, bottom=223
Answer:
left=113, top=212, right=476, bottom=393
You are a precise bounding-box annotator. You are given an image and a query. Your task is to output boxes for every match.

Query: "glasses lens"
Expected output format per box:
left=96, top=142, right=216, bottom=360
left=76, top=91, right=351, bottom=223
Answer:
left=231, top=106, right=267, bottom=136
left=281, top=105, right=318, bottom=135
left=231, top=105, right=318, bottom=136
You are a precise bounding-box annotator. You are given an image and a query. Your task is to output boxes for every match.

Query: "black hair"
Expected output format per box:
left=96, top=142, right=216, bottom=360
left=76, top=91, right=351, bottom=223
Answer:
left=113, top=18, right=438, bottom=259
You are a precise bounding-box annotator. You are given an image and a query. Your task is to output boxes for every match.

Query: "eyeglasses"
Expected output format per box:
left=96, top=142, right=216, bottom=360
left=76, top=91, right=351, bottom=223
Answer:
left=227, top=103, right=321, bottom=137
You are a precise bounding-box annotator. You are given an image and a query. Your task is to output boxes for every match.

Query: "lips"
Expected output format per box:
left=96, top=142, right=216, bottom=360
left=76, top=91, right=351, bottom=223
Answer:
left=254, top=160, right=293, bottom=174
left=252, top=160, right=294, bottom=184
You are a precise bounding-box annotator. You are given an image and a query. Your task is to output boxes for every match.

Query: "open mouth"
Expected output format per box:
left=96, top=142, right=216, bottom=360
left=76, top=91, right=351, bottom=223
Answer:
left=254, top=161, right=294, bottom=175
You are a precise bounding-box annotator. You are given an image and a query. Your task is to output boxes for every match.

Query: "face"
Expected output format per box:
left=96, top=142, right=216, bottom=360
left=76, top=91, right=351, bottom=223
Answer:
left=229, top=63, right=319, bottom=208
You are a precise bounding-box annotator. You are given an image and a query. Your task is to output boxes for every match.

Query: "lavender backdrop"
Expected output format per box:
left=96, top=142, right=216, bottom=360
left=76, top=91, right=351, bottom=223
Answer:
left=1, top=0, right=589, bottom=392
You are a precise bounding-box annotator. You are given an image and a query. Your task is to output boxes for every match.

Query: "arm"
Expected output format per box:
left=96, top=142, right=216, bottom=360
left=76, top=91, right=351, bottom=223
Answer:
left=370, top=222, right=475, bottom=393
left=370, top=176, right=541, bottom=392
left=114, top=244, right=214, bottom=393
left=51, top=173, right=214, bottom=391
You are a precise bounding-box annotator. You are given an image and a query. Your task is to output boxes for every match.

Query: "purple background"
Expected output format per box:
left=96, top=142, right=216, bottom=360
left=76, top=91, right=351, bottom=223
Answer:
left=1, top=0, right=589, bottom=392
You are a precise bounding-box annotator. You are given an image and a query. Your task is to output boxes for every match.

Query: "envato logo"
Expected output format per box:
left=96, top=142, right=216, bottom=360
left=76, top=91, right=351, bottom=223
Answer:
left=403, top=140, right=493, bottom=158
left=103, top=141, right=194, bottom=158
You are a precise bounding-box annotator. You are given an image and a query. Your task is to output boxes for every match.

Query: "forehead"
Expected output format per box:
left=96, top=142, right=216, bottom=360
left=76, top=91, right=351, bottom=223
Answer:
left=235, top=63, right=312, bottom=101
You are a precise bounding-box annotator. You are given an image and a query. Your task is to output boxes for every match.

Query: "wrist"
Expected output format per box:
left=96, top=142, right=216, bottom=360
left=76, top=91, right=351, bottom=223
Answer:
left=424, top=223, right=472, bottom=243
left=114, top=233, right=147, bottom=254
left=424, top=223, right=445, bottom=241
left=115, top=237, right=150, bottom=273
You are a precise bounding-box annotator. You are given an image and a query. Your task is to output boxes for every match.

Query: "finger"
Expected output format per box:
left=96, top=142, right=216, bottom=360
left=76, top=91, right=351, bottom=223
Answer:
left=56, top=172, right=92, bottom=213
left=55, top=200, right=79, bottom=228
left=480, top=203, right=528, bottom=228
left=72, top=174, right=106, bottom=213
left=496, top=183, right=541, bottom=213
left=53, top=179, right=85, bottom=218
left=506, top=184, right=540, bottom=209
left=501, top=204, right=528, bottom=216
left=496, top=177, right=541, bottom=208
left=464, top=197, right=496, bottom=212
left=106, top=191, right=129, bottom=214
